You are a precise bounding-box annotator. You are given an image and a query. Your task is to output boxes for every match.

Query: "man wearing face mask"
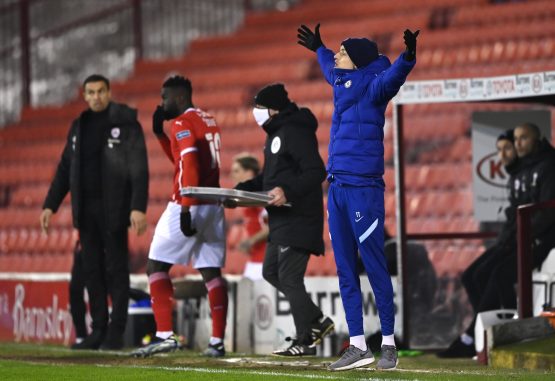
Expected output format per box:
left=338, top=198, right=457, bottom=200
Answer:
left=131, top=76, right=228, bottom=359
left=235, top=83, right=335, bottom=357
left=297, top=24, right=418, bottom=370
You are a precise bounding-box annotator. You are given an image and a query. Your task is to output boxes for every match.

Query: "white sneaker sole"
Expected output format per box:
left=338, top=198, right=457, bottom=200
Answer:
left=271, top=352, right=317, bottom=357
left=329, top=356, right=375, bottom=371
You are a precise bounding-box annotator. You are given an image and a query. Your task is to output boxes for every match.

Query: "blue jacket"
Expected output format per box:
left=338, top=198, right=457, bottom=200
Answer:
left=317, top=47, right=416, bottom=186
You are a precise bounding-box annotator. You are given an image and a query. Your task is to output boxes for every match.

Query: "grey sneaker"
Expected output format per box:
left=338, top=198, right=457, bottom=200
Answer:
left=328, top=345, right=374, bottom=371
left=376, top=345, right=398, bottom=370
left=130, top=334, right=179, bottom=358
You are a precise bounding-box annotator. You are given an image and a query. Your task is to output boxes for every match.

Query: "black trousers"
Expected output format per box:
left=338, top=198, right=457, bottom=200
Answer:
left=79, top=198, right=129, bottom=336
left=69, top=243, right=87, bottom=338
left=262, top=242, right=322, bottom=343
left=461, top=235, right=555, bottom=337
left=461, top=244, right=519, bottom=336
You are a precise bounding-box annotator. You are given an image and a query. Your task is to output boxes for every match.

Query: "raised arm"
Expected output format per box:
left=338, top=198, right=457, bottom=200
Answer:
left=370, top=29, right=419, bottom=103
left=297, top=23, right=335, bottom=85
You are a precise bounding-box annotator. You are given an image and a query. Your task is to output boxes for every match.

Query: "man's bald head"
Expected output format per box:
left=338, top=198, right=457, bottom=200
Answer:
left=514, top=123, right=541, bottom=158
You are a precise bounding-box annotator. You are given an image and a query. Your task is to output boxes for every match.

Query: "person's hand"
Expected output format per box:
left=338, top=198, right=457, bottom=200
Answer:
left=180, top=210, right=197, bottom=237
left=297, top=23, right=323, bottom=52
left=238, top=239, right=252, bottom=254
left=39, top=208, right=53, bottom=235
left=130, top=210, right=147, bottom=236
left=268, top=187, right=287, bottom=206
left=403, top=29, right=419, bottom=61
left=152, top=105, right=166, bottom=135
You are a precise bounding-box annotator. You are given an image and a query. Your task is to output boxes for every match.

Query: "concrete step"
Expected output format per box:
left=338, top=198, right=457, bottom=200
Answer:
left=491, top=335, right=555, bottom=371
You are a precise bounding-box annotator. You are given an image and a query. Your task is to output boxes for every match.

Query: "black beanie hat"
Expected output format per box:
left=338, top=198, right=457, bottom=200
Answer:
left=254, top=83, right=291, bottom=111
left=342, top=38, right=379, bottom=69
left=497, top=129, right=514, bottom=143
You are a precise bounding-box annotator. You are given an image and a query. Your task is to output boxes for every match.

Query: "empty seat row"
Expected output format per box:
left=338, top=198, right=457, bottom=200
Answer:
left=0, top=207, right=72, bottom=229
left=0, top=252, right=72, bottom=272
left=0, top=227, right=76, bottom=255
left=451, top=0, right=555, bottom=28
left=414, top=38, right=555, bottom=70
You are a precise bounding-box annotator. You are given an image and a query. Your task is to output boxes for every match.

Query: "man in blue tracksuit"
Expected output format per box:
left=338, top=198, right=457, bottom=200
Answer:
left=298, top=24, right=418, bottom=371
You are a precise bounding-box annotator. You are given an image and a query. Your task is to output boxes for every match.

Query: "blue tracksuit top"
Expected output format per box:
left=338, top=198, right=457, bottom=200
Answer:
left=317, top=47, right=416, bottom=186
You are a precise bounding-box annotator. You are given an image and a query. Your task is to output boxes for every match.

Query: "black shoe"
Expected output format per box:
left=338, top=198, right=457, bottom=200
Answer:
left=71, top=330, right=105, bottom=350
left=272, top=337, right=316, bottom=357
left=436, top=337, right=476, bottom=358
left=310, top=316, right=335, bottom=345
left=100, top=333, right=124, bottom=350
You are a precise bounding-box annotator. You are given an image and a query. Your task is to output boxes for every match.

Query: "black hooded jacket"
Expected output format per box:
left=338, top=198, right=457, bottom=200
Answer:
left=510, top=139, right=555, bottom=245
left=236, top=102, right=326, bottom=255
left=43, top=102, right=149, bottom=231
left=495, top=158, right=521, bottom=249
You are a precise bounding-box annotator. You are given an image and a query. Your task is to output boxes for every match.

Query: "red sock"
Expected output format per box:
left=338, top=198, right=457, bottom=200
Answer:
left=206, top=277, right=228, bottom=340
left=149, top=272, right=174, bottom=332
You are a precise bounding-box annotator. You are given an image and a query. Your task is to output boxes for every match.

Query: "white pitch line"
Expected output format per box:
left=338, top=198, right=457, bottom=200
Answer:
left=95, top=363, right=418, bottom=381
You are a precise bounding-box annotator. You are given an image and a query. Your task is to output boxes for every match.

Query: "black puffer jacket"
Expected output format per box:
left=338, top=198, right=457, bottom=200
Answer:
left=43, top=102, right=149, bottom=231
left=236, top=102, right=326, bottom=255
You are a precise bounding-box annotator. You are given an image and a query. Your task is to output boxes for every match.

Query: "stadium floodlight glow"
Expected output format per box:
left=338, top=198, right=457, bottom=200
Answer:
left=392, top=70, right=555, bottom=345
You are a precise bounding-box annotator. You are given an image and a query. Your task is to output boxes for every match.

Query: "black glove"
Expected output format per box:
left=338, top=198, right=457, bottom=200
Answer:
left=403, top=29, right=419, bottom=61
left=180, top=211, right=197, bottom=237
left=152, top=105, right=166, bottom=136
left=297, top=23, right=323, bottom=52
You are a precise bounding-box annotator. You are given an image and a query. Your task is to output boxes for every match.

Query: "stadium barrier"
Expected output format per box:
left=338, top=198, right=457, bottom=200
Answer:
left=0, top=272, right=400, bottom=355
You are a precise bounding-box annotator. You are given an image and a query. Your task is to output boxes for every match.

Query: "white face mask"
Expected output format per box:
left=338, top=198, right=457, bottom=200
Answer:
left=252, top=107, right=271, bottom=126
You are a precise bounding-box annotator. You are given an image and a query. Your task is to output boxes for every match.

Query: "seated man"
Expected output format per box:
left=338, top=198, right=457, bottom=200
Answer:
left=439, top=125, right=555, bottom=358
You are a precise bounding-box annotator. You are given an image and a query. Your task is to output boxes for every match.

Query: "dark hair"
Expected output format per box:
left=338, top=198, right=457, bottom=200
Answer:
left=163, top=75, right=193, bottom=100
left=234, top=155, right=260, bottom=175
left=83, top=74, right=110, bottom=90
left=516, top=122, right=541, bottom=140
left=497, top=129, right=514, bottom=143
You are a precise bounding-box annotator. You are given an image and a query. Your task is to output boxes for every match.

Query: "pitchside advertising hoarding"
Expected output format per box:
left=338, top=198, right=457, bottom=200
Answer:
left=0, top=274, right=400, bottom=354
left=471, top=110, right=551, bottom=221
left=0, top=274, right=74, bottom=345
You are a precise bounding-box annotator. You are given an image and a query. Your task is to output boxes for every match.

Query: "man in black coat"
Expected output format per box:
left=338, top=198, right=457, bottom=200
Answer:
left=40, top=74, right=149, bottom=350
left=439, top=124, right=555, bottom=358
left=235, top=83, right=334, bottom=356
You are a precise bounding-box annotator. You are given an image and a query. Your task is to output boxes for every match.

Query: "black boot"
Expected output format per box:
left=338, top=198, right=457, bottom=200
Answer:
left=436, top=337, right=476, bottom=358
left=71, top=330, right=105, bottom=350
left=100, top=329, right=124, bottom=350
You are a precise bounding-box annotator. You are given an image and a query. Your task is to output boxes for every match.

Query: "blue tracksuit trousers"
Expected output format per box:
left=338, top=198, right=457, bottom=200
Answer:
left=327, top=181, right=394, bottom=336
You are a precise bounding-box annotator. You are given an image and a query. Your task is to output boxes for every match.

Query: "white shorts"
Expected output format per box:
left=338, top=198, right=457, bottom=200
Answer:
left=243, top=261, right=264, bottom=281
left=148, top=202, right=226, bottom=268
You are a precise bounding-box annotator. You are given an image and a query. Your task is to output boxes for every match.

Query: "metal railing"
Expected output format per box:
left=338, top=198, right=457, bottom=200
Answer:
left=0, top=0, right=298, bottom=127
